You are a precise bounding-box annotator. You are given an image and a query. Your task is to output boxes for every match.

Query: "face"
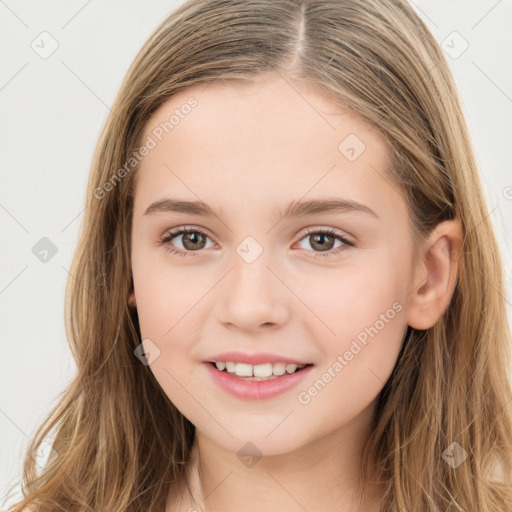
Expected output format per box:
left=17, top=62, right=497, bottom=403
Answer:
left=130, top=74, right=414, bottom=457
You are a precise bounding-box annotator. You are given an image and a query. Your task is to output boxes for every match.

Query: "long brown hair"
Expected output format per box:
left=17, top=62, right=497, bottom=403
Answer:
left=5, top=0, right=512, bottom=510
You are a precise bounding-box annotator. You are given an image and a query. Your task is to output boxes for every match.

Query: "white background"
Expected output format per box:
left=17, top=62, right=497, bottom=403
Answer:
left=1, top=0, right=511, bottom=507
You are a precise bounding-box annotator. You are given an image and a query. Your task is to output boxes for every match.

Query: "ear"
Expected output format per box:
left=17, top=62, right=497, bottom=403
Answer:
left=407, top=219, right=463, bottom=330
left=128, top=289, right=137, bottom=308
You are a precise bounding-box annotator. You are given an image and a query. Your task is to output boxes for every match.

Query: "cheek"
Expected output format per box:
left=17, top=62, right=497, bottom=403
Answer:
left=132, top=255, right=221, bottom=405
left=297, top=257, right=406, bottom=343
left=132, top=247, right=207, bottom=340
left=132, top=261, right=211, bottom=419
left=294, top=253, right=408, bottom=400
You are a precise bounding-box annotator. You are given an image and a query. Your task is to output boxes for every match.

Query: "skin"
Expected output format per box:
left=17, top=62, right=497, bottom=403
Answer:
left=129, top=72, right=462, bottom=512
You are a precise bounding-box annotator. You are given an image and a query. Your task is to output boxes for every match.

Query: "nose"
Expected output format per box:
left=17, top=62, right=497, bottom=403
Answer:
left=217, top=251, right=290, bottom=332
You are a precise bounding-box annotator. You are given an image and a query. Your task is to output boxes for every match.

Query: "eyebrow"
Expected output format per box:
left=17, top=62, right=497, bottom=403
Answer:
left=143, top=197, right=379, bottom=219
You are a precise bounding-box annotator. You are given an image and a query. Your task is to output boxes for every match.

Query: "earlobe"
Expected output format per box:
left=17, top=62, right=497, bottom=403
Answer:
left=128, top=290, right=137, bottom=308
left=406, top=219, right=463, bottom=330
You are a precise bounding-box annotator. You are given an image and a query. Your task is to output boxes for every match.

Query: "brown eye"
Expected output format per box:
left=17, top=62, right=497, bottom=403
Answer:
left=160, top=227, right=214, bottom=256
left=180, top=231, right=207, bottom=250
left=308, top=233, right=336, bottom=252
left=297, top=228, right=353, bottom=258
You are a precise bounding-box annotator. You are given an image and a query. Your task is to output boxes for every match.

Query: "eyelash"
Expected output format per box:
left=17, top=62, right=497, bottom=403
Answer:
left=159, top=226, right=354, bottom=259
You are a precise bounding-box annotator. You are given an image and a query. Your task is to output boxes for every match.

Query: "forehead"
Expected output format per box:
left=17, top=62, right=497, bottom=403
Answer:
left=140, top=76, right=387, bottom=154
left=134, top=76, right=398, bottom=216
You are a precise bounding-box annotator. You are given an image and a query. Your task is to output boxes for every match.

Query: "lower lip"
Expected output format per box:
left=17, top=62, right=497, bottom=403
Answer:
left=203, top=362, right=315, bottom=400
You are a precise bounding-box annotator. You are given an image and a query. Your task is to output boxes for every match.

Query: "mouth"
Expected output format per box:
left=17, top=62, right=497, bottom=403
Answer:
left=207, top=361, right=314, bottom=381
left=204, top=360, right=315, bottom=400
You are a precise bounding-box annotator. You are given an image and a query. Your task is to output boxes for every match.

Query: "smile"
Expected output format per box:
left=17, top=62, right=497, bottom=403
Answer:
left=213, top=361, right=308, bottom=380
left=204, top=361, right=314, bottom=400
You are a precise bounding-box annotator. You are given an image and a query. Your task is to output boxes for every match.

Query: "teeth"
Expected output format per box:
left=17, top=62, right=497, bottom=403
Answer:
left=285, top=364, right=297, bottom=374
left=235, top=363, right=253, bottom=377
left=273, top=363, right=286, bottom=375
left=252, top=363, right=272, bottom=378
left=214, top=361, right=307, bottom=378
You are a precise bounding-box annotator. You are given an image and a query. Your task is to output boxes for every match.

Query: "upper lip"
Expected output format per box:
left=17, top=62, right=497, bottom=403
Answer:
left=205, top=351, right=313, bottom=366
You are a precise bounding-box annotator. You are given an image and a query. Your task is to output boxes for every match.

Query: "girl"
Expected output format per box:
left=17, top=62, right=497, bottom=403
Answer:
left=6, top=0, right=512, bottom=510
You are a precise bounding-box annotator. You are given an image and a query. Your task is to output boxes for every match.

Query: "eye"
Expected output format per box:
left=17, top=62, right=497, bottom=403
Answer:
left=159, top=226, right=214, bottom=257
left=159, top=226, right=354, bottom=258
left=296, top=227, right=354, bottom=258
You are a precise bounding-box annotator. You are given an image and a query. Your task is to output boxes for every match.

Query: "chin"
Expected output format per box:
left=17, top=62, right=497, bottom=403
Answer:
left=200, top=427, right=306, bottom=458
